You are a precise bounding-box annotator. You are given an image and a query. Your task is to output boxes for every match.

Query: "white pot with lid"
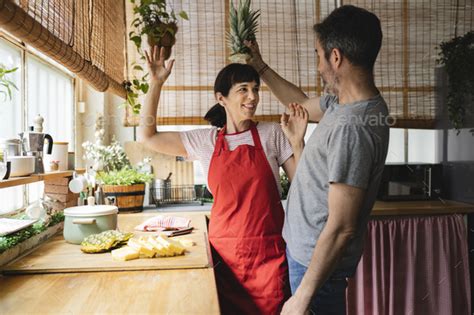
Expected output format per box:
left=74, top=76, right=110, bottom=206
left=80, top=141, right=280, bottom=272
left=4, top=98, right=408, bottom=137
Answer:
left=63, top=205, right=118, bottom=244
left=0, top=138, right=22, bottom=156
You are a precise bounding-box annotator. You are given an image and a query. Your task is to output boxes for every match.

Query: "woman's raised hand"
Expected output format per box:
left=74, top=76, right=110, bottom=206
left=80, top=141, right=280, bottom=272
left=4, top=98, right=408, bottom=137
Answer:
left=145, top=46, right=175, bottom=84
left=281, top=103, right=309, bottom=146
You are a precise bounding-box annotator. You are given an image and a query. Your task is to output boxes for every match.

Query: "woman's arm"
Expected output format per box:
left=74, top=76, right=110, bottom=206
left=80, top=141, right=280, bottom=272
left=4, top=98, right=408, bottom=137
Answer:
left=281, top=103, right=308, bottom=181
left=138, top=46, right=187, bottom=157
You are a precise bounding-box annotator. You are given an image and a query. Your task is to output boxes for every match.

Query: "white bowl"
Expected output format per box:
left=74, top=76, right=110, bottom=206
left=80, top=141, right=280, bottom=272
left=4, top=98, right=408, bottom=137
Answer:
left=8, top=156, right=35, bottom=177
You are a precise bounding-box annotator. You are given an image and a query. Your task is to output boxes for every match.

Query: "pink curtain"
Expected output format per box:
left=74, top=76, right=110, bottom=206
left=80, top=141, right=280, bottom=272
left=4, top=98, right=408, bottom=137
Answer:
left=346, top=214, right=471, bottom=315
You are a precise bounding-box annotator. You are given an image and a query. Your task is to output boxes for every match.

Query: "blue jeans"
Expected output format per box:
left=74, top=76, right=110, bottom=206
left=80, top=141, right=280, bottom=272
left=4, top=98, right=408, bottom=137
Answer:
left=287, top=249, right=348, bottom=315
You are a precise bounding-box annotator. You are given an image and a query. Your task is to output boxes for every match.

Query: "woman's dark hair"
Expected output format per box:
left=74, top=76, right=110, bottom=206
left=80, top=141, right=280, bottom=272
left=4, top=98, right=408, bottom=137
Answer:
left=204, top=63, right=260, bottom=127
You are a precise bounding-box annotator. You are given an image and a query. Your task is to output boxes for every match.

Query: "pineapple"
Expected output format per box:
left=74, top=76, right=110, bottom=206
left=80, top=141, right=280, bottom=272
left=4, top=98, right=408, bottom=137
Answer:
left=227, top=0, right=260, bottom=63
left=81, top=230, right=133, bottom=253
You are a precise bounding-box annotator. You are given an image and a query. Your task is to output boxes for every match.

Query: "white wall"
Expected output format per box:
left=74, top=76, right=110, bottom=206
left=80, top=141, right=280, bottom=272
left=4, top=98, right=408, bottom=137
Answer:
left=104, top=92, right=134, bottom=144
left=75, top=80, right=105, bottom=168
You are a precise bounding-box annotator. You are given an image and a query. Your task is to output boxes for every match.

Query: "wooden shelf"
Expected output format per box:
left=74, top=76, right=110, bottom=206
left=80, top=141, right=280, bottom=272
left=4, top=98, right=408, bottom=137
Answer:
left=0, top=169, right=85, bottom=189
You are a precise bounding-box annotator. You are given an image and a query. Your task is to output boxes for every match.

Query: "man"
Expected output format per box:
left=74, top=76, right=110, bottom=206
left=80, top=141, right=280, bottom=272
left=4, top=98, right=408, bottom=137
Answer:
left=246, top=5, right=389, bottom=315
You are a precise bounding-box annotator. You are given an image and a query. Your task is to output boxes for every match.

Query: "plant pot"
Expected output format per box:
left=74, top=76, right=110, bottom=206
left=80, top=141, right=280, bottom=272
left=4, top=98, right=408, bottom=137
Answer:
left=146, top=22, right=178, bottom=60
left=102, top=184, right=145, bottom=212
left=0, top=222, right=63, bottom=266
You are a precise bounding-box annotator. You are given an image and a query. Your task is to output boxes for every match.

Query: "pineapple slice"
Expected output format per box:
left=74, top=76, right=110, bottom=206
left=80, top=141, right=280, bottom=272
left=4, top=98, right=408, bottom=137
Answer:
left=128, top=238, right=155, bottom=258
left=178, top=238, right=195, bottom=248
left=111, top=246, right=140, bottom=261
left=155, top=234, right=186, bottom=256
left=138, top=237, right=158, bottom=258
left=146, top=236, right=173, bottom=257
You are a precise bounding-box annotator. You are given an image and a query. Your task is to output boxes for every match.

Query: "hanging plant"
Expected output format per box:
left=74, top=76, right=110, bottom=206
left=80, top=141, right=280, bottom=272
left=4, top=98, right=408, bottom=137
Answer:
left=0, top=64, right=18, bottom=101
left=125, top=0, right=188, bottom=114
left=438, top=31, right=474, bottom=134
left=122, top=65, right=150, bottom=115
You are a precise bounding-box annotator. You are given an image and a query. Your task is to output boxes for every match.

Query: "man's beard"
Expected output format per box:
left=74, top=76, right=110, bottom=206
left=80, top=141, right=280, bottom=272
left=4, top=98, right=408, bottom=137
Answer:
left=322, top=71, right=339, bottom=96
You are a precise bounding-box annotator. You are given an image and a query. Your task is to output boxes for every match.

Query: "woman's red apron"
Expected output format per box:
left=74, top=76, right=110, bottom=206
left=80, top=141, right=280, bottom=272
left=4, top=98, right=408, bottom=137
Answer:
left=208, top=123, right=289, bottom=315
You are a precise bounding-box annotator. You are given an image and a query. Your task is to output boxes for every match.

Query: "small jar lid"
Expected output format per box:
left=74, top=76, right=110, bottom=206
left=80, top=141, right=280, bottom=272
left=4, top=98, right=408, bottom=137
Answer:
left=64, top=205, right=118, bottom=217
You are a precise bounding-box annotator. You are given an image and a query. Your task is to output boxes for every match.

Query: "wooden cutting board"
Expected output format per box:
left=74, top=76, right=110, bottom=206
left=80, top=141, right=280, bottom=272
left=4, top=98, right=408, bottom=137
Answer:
left=2, top=212, right=211, bottom=274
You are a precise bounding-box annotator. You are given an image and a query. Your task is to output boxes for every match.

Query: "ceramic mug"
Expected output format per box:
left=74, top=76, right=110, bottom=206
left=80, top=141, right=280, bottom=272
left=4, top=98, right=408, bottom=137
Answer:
left=26, top=202, right=46, bottom=220
left=69, top=175, right=88, bottom=193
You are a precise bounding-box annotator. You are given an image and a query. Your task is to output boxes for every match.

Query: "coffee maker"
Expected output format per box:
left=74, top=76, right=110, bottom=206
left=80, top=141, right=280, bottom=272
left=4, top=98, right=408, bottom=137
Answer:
left=19, top=115, right=53, bottom=174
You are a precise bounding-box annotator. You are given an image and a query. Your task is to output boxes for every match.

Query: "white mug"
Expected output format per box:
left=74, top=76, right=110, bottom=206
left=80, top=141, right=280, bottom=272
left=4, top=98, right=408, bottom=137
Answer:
left=26, top=202, right=45, bottom=220
left=69, top=175, right=88, bottom=193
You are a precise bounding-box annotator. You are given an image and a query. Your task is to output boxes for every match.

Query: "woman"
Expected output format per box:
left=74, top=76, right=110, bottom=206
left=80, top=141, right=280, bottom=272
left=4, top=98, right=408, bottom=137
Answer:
left=139, top=46, right=308, bottom=314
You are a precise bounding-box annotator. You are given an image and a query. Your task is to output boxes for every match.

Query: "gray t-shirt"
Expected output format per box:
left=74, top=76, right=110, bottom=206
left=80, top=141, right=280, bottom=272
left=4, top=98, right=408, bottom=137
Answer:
left=282, top=94, right=389, bottom=276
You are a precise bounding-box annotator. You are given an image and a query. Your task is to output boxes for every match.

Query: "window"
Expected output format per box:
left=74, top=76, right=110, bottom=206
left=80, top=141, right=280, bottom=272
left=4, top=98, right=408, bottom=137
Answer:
left=0, top=39, right=24, bottom=215
left=0, top=37, right=75, bottom=215
left=386, top=128, right=442, bottom=164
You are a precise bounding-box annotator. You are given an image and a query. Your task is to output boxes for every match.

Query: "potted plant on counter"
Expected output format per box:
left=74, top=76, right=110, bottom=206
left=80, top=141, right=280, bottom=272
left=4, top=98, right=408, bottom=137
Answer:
left=97, top=168, right=153, bottom=213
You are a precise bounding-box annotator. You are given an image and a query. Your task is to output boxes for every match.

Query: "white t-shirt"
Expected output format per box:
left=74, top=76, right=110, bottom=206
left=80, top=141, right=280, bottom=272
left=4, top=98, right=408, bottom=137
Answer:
left=180, top=122, right=293, bottom=196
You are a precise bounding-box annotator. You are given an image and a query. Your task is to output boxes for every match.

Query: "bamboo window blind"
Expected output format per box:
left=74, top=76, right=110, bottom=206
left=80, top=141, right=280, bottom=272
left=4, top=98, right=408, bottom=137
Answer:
left=125, top=0, right=473, bottom=128
left=0, top=0, right=126, bottom=97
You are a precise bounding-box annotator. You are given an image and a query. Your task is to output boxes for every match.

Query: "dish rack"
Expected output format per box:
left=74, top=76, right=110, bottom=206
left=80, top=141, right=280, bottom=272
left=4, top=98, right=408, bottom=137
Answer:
left=150, top=185, right=203, bottom=206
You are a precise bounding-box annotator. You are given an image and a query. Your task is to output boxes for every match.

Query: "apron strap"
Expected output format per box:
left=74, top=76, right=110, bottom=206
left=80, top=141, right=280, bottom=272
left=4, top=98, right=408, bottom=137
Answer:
left=213, top=126, right=229, bottom=156
left=250, top=123, right=263, bottom=150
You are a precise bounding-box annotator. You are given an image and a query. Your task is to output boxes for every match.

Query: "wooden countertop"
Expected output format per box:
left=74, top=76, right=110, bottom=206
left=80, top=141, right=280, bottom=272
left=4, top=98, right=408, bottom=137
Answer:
left=0, top=212, right=220, bottom=314
left=0, top=269, right=220, bottom=314
left=371, top=200, right=474, bottom=216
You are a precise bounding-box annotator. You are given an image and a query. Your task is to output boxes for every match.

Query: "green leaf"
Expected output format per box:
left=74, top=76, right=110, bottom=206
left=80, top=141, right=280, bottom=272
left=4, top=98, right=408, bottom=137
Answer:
left=178, top=11, right=189, bottom=20
left=4, top=67, right=18, bottom=74
left=133, top=65, right=144, bottom=71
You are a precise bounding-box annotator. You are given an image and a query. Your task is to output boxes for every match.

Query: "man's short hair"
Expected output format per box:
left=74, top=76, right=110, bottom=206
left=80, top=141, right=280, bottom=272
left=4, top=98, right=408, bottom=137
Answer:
left=314, top=5, right=382, bottom=72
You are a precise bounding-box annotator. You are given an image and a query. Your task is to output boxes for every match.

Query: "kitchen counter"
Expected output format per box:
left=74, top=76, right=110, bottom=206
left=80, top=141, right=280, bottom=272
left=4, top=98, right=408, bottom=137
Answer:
left=145, top=199, right=474, bottom=216
left=0, top=212, right=220, bottom=314
left=371, top=199, right=474, bottom=216
left=1, top=200, right=472, bottom=314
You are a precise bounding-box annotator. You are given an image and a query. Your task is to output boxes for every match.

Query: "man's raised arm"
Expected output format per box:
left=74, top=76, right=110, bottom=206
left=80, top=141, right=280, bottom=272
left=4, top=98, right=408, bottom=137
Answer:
left=246, top=40, right=324, bottom=123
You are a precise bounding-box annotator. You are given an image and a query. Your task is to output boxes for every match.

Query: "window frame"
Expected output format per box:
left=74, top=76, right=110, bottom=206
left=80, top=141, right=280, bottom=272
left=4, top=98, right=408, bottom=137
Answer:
left=0, top=32, right=76, bottom=217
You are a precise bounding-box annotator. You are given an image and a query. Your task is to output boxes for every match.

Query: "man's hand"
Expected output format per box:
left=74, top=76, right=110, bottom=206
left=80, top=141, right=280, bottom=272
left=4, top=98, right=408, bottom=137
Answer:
left=144, top=46, right=175, bottom=84
left=244, top=40, right=267, bottom=72
left=281, top=103, right=309, bottom=147
left=280, top=294, right=311, bottom=315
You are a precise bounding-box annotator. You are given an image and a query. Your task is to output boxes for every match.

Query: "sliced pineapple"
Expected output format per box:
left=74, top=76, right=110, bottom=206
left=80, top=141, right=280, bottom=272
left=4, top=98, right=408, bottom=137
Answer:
left=111, top=246, right=140, bottom=261
left=81, top=230, right=133, bottom=253
left=178, top=238, right=195, bottom=248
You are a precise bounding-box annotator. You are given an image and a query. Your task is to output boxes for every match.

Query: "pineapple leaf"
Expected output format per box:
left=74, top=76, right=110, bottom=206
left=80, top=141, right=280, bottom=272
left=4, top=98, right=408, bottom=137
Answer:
left=227, top=0, right=260, bottom=57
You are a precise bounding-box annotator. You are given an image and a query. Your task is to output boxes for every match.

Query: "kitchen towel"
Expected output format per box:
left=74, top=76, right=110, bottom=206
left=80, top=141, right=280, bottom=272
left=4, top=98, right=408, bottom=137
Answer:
left=135, top=215, right=191, bottom=232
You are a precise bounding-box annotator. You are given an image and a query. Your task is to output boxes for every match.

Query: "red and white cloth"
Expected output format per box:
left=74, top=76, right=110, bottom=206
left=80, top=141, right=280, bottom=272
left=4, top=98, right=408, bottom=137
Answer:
left=135, top=215, right=191, bottom=232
